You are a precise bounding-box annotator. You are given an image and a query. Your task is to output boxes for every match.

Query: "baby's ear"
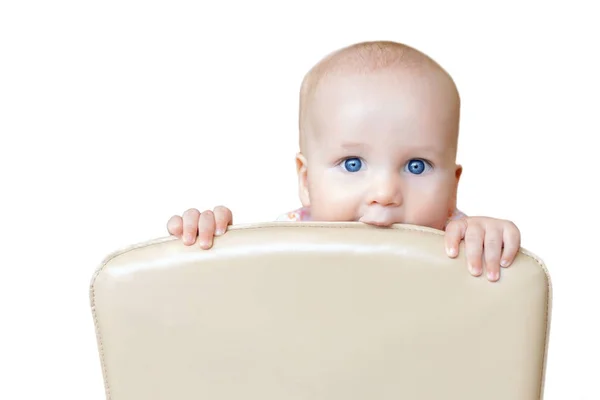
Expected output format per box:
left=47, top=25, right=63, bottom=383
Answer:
left=295, top=152, right=310, bottom=207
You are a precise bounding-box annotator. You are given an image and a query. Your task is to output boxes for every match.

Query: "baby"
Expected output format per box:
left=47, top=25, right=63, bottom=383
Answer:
left=166, top=40, right=521, bottom=282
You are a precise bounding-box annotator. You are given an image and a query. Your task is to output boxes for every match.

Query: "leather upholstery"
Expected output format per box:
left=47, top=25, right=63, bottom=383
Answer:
left=90, top=222, right=551, bottom=399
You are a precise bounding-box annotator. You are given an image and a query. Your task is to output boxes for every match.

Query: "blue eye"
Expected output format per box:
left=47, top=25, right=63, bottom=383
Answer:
left=343, top=157, right=362, bottom=172
left=406, top=159, right=428, bottom=175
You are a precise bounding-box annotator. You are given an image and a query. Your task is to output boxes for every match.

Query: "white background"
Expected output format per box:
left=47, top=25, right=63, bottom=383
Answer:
left=1, top=1, right=598, bottom=398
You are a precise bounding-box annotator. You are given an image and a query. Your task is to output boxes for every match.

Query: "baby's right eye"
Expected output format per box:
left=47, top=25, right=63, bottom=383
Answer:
left=343, top=157, right=362, bottom=172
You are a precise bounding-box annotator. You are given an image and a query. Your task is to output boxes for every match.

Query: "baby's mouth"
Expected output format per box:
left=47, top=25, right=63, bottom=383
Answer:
left=358, top=218, right=394, bottom=227
left=358, top=207, right=401, bottom=227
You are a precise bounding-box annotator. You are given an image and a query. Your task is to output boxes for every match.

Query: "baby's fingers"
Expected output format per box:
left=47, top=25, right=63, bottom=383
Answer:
left=464, top=225, right=485, bottom=277
left=197, top=210, right=216, bottom=249
left=167, top=215, right=183, bottom=237
left=444, top=219, right=467, bottom=258
left=213, top=206, right=233, bottom=236
left=500, top=222, right=521, bottom=268
left=182, top=208, right=201, bottom=245
left=483, top=227, right=503, bottom=282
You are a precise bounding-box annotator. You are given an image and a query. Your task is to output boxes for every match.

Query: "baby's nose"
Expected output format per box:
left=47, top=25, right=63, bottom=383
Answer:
left=367, top=175, right=402, bottom=207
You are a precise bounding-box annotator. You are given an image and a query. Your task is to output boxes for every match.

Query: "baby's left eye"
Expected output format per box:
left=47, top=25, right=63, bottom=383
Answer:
left=405, top=159, right=431, bottom=175
left=343, top=157, right=362, bottom=172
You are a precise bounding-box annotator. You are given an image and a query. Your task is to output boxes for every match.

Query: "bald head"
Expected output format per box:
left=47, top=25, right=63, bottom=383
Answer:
left=298, top=41, right=460, bottom=151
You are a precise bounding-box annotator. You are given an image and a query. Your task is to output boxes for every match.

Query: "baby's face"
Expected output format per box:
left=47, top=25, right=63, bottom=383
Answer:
left=298, top=68, right=462, bottom=230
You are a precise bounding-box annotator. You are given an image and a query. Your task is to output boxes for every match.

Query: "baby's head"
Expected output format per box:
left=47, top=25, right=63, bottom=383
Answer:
left=295, top=41, right=463, bottom=230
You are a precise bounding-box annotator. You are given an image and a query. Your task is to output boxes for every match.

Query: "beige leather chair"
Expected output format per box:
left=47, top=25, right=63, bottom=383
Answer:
left=90, top=222, right=552, bottom=399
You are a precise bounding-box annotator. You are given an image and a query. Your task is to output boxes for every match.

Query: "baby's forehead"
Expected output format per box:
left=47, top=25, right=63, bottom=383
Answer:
left=312, top=71, right=459, bottom=124
left=306, top=59, right=458, bottom=122
left=314, top=68, right=453, bottom=102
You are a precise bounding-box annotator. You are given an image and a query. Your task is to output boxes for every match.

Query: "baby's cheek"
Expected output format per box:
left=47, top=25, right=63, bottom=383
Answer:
left=406, top=196, right=450, bottom=229
left=310, top=185, right=361, bottom=222
left=312, top=196, right=358, bottom=222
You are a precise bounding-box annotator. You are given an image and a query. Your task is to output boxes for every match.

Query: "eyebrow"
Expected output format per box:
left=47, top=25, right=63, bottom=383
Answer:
left=340, top=142, right=368, bottom=150
left=340, top=142, right=439, bottom=151
left=409, top=145, right=443, bottom=154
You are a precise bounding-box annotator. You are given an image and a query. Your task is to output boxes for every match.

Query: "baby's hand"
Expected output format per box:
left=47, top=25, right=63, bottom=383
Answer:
left=444, top=217, right=521, bottom=282
left=166, top=206, right=233, bottom=249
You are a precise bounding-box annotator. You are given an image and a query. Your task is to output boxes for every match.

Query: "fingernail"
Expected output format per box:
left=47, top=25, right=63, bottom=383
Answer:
left=501, top=259, right=510, bottom=267
left=468, top=263, right=477, bottom=275
left=488, top=270, right=498, bottom=281
left=215, top=228, right=224, bottom=236
left=184, top=234, right=193, bottom=243
left=447, top=247, right=457, bottom=257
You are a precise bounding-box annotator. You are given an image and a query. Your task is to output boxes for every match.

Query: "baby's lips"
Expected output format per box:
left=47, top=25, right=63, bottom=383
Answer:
left=358, top=215, right=396, bottom=227
left=358, top=205, right=402, bottom=227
